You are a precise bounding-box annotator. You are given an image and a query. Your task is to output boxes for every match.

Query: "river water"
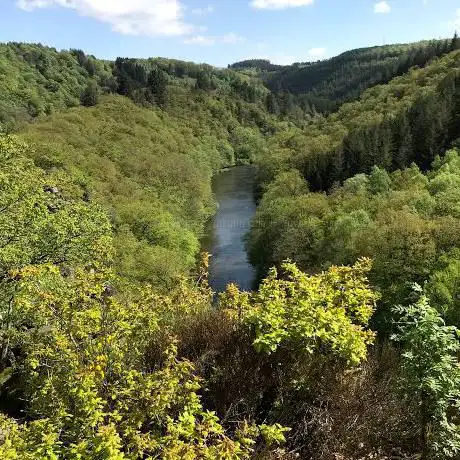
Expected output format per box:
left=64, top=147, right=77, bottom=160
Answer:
left=202, top=165, right=257, bottom=292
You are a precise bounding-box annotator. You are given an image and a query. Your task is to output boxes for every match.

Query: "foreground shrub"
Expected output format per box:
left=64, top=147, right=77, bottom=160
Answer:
left=222, top=258, right=378, bottom=366
left=393, top=294, right=460, bottom=459
left=0, top=265, right=288, bottom=459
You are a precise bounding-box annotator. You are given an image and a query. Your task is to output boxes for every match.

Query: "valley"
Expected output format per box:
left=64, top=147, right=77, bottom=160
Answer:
left=0, top=33, right=460, bottom=459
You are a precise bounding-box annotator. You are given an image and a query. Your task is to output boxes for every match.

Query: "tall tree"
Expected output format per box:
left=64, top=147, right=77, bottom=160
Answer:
left=147, top=66, right=168, bottom=108
left=451, top=31, right=460, bottom=52
left=266, top=92, right=280, bottom=115
left=80, top=80, right=99, bottom=107
left=393, top=114, right=414, bottom=169
left=195, top=72, right=213, bottom=91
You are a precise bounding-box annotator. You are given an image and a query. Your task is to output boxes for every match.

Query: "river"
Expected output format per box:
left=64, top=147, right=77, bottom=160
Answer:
left=202, top=165, right=257, bottom=292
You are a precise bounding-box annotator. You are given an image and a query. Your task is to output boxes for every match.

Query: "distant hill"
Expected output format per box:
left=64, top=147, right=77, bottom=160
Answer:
left=255, top=48, right=460, bottom=192
left=3, top=38, right=460, bottom=460
left=2, top=39, right=459, bottom=287
left=230, top=39, right=456, bottom=112
left=229, top=59, right=286, bottom=72
left=0, top=42, right=275, bottom=133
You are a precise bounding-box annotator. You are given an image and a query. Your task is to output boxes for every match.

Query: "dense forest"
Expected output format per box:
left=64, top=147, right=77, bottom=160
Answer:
left=232, top=38, right=460, bottom=113
left=255, top=48, right=460, bottom=191
left=0, top=42, right=283, bottom=287
left=1, top=36, right=460, bottom=459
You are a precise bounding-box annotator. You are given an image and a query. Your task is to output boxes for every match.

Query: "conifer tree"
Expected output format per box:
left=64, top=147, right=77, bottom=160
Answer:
left=80, top=80, right=99, bottom=107
left=147, top=66, right=168, bottom=108
left=451, top=31, right=460, bottom=52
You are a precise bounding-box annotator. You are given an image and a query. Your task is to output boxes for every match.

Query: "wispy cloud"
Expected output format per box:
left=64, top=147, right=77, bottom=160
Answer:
left=16, top=0, right=194, bottom=36
left=374, top=1, right=391, bottom=14
left=184, top=33, right=245, bottom=46
left=222, top=33, right=246, bottom=44
left=240, top=47, right=326, bottom=65
left=183, top=35, right=215, bottom=46
left=251, top=0, right=314, bottom=10
left=447, top=8, right=460, bottom=32
left=307, top=47, right=326, bottom=59
left=191, top=5, right=214, bottom=16
left=245, top=54, right=298, bottom=65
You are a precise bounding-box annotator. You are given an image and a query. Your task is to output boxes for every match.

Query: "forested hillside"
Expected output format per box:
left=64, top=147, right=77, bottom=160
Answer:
left=0, top=42, right=283, bottom=287
left=249, top=154, right=460, bottom=325
left=242, top=44, right=460, bottom=458
left=1, top=38, right=460, bottom=459
left=0, top=43, right=281, bottom=132
left=232, top=38, right=459, bottom=113
left=256, top=48, right=460, bottom=192
left=0, top=43, right=116, bottom=131
left=249, top=46, right=460, bottom=293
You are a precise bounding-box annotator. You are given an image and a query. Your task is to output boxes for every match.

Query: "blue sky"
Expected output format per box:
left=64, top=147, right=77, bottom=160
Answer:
left=1, top=0, right=459, bottom=67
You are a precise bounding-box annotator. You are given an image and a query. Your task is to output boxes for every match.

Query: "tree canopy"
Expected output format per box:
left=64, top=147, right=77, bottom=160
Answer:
left=2, top=38, right=460, bottom=459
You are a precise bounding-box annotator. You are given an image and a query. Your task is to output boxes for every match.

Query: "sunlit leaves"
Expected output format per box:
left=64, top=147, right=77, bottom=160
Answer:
left=223, top=259, right=377, bottom=366
left=0, top=264, right=268, bottom=459
left=0, top=134, right=113, bottom=276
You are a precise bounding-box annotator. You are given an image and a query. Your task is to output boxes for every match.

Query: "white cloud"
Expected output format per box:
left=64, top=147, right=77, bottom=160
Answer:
left=307, top=47, right=326, bottom=59
left=447, top=8, right=460, bottom=32
left=268, top=54, right=298, bottom=65
left=17, top=0, right=52, bottom=9
left=256, top=42, right=269, bottom=50
left=251, top=0, right=314, bottom=10
left=191, top=5, right=214, bottom=15
left=183, top=35, right=215, bottom=46
left=374, top=1, right=391, bottom=14
left=222, top=33, right=245, bottom=44
left=16, top=0, right=193, bottom=36
left=184, top=32, right=245, bottom=46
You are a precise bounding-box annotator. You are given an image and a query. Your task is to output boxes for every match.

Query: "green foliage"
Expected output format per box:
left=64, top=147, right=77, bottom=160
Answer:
left=426, top=252, right=460, bottom=325
left=0, top=135, right=112, bottom=275
left=249, top=150, right=460, bottom=327
left=258, top=424, right=291, bottom=447
left=222, top=259, right=377, bottom=366
left=0, top=131, right=292, bottom=459
left=2, top=38, right=460, bottom=460
left=0, top=43, right=113, bottom=131
left=243, top=39, right=453, bottom=113
left=81, top=80, right=99, bottom=107
left=392, top=295, right=460, bottom=458
left=0, top=264, right=265, bottom=459
left=229, top=60, right=285, bottom=72
left=231, top=126, right=267, bottom=164
left=257, top=49, right=460, bottom=191
left=18, top=95, right=241, bottom=286
left=0, top=41, right=285, bottom=287
left=146, top=66, right=168, bottom=107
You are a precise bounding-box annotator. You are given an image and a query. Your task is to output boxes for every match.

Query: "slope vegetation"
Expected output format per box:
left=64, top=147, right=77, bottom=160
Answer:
left=1, top=40, right=460, bottom=460
left=0, top=43, right=115, bottom=131
left=256, top=49, right=460, bottom=191
left=0, top=42, right=283, bottom=287
left=232, top=39, right=457, bottom=113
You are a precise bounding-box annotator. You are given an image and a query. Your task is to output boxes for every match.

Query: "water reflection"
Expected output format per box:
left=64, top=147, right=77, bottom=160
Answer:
left=202, top=166, right=256, bottom=292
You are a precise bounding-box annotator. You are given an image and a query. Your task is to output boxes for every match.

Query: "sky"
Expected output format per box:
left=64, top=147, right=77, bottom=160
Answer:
left=0, top=0, right=459, bottom=67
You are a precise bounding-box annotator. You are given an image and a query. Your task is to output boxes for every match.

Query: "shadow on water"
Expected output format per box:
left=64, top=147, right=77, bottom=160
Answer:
left=201, top=165, right=257, bottom=293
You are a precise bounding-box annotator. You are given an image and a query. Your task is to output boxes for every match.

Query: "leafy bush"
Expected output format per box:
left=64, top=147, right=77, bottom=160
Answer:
left=222, top=259, right=377, bottom=366
left=393, top=294, right=460, bottom=458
